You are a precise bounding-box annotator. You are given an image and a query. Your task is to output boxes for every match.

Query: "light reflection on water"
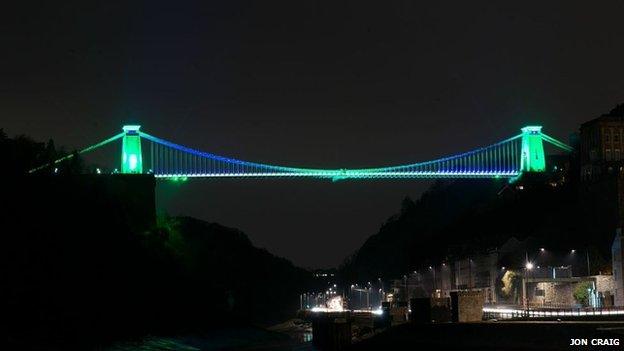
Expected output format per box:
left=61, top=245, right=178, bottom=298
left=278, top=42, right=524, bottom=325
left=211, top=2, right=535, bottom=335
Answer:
left=104, top=328, right=313, bottom=350
left=299, top=331, right=313, bottom=343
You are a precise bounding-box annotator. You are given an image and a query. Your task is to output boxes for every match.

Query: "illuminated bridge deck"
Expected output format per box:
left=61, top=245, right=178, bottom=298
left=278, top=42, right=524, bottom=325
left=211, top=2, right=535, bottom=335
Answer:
left=30, top=124, right=573, bottom=181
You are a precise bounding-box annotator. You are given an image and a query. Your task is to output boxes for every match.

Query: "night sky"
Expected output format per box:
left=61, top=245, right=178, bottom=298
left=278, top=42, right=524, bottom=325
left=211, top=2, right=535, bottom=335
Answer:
left=2, top=1, right=623, bottom=268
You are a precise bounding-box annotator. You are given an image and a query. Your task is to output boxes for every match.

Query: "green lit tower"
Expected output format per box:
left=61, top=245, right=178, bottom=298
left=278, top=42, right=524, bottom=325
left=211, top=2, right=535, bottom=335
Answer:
left=520, top=126, right=545, bottom=172
left=121, top=125, right=143, bottom=173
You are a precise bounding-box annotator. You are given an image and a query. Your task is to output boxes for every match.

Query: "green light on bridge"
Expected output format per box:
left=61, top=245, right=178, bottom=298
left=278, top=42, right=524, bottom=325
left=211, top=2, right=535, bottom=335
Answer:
left=169, top=176, right=188, bottom=182
left=30, top=123, right=570, bottom=179
left=520, top=126, right=545, bottom=172
left=121, top=125, right=143, bottom=174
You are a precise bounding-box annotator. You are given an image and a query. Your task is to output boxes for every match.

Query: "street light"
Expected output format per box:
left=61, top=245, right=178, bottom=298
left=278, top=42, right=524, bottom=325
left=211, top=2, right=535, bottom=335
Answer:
left=523, top=261, right=534, bottom=313
left=570, top=248, right=591, bottom=276
left=429, top=266, right=437, bottom=296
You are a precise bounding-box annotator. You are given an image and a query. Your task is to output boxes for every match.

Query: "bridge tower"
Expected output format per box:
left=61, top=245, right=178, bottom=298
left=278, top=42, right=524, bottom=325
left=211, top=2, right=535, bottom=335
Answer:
left=121, top=125, right=143, bottom=174
left=520, top=126, right=545, bottom=172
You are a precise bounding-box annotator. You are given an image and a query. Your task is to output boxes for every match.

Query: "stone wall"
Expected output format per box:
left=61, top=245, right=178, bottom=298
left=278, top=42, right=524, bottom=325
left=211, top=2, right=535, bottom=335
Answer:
left=592, top=274, right=615, bottom=306
left=532, top=282, right=575, bottom=307
left=593, top=275, right=615, bottom=294
left=529, top=275, right=615, bottom=307
left=451, top=291, right=484, bottom=322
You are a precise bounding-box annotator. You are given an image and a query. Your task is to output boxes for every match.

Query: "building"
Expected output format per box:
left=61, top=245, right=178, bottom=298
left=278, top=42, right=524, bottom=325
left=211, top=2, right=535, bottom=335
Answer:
left=614, top=229, right=624, bottom=306
left=580, top=105, right=624, bottom=181
left=525, top=274, right=614, bottom=308
left=397, top=243, right=616, bottom=308
left=580, top=105, right=624, bottom=271
left=395, top=251, right=499, bottom=303
left=452, top=252, right=499, bottom=303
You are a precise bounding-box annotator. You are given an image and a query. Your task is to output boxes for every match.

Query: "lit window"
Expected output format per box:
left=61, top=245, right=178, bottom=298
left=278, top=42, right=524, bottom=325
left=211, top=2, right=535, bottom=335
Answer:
left=606, top=149, right=612, bottom=161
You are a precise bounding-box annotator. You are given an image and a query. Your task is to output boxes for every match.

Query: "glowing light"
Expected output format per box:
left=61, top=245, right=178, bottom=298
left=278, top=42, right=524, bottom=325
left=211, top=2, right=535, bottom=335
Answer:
left=525, top=262, right=534, bottom=270
left=327, top=296, right=343, bottom=311
left=310, top=296, right=344, bottom=313
left=483, top=306, right=624, bottom=318
left=29, top=132, right=125, bottom=174
left=520, top=126, right=546, bottom=172
left=154, top=171, right=522, bottom=179
left=121, top=125, right=142, bottom=174
left=140, top=130, right=535, bottom=180
left=129, top=154, right=138, bottom=170
left=30, top=124, right=574, bottom=180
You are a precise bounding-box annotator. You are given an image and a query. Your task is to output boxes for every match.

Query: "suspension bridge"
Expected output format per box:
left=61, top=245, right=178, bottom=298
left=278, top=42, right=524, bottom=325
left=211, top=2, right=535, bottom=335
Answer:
left=30, top=125, right=573, bottom=181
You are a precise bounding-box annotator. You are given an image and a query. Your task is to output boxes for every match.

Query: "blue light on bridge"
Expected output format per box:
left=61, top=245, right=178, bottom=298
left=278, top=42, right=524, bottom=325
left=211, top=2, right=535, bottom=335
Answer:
left=29, top=125, right=573, bottom=181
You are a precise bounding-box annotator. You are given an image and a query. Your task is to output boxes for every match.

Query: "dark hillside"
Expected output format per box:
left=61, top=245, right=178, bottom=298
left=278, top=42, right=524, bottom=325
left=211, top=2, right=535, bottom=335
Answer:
left=5, top=174, right=315, bottom=349
left=167, top=216, right=314, bottom=325
left=3, top=133, right=315, bottom=349
left=340, top=163, right=615, bottom=282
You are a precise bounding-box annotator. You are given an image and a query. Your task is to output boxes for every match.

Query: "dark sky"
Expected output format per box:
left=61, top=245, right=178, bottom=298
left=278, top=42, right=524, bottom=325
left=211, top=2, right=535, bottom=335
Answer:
left=2, top=1, right=623, bottom=268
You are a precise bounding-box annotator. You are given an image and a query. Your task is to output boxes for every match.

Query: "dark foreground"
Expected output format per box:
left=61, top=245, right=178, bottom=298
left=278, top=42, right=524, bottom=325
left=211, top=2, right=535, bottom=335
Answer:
left=99, top=327, right=312, bottom=351
left=96, top=320, right=624, bottom=351
left=351, top=321, right=624, bottom=351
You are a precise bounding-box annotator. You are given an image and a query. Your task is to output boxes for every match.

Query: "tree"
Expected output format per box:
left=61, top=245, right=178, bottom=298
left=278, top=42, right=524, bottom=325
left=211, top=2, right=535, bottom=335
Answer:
left=573, top=281, right=593, bottom=307
left=601, top=103, right=624, bottom=117
left=607, top=103, right=624, bottom=116
left=500, top=270, right=519, bottom=297
left=400, top=196, right=416, bottom=215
